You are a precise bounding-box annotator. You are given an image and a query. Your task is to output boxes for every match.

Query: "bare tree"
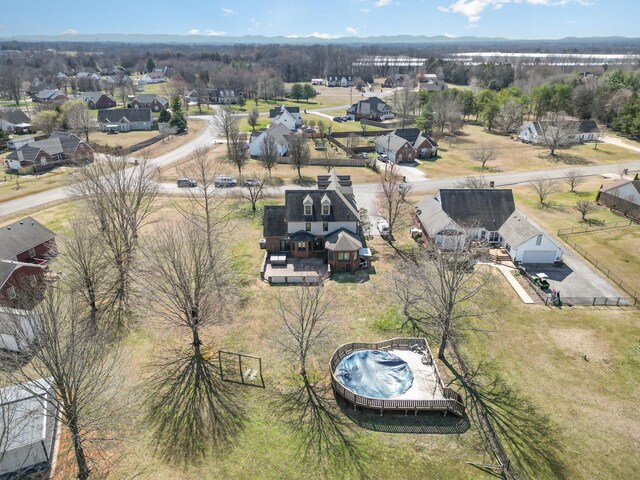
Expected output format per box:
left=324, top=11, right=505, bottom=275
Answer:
left=59, top=220, right=115, bottom=330
left=142, top=222, right=243, bottom=462
left=0, top=64, right=23, bottom=105
left=176, top=146, right=230, bottom=260
left=70, top=156, right=159, bottom=329
left=288, top=132, right=310, bottom=181
left=210, top=105, right=239, bottom=152
left=497, top=99, right=523, bottom=133
left=376, top=163, right=411, bottom=240
left=539, top=114, right=579, bottom=157
left=456, top=175, right=489, bottom=189
left=472, top=144, right=496, bottom=169
left=258, top=134, right=279, bottom=175
left=322, top=143, right=339, bottom=173
left=62, top=100, right=94, bottom=141
left=227, top=129, right=248, bottom=176
left=236, top=176, right=268, bottom=214
left=389, top=239, right=491, bottom=359
left=2, top=286, right=122, bottom=480
left=574, top=200, right=597, bottom=221
left=530, top=176, right=558, bottom=206
left=392, top=80, right=419, bottom=128
left=563, top=169, right=586, bottom=192
left=247, top=108, right=260, bottom=131
left=431, top=91, right=463, bottom=135
left=116, top=82, right=134, bottom=106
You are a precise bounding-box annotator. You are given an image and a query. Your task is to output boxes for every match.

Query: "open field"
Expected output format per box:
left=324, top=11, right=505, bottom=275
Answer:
left=418, top=124, right=639, bottom=178
left=566, top=226, right=640, bottom=295
left=0, top=168, right=74, bottom=204
left=91, top=130, right=158, bottom=149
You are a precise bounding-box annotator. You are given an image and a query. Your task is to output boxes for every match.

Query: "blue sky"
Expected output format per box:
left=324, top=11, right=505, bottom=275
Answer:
left=0, top=0, right=636, bottom=39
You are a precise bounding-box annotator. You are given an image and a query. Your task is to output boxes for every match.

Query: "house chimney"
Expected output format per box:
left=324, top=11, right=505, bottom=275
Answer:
left=7, top=227, right=10, bottom=230
left=19, top=221, right=23, bottom=225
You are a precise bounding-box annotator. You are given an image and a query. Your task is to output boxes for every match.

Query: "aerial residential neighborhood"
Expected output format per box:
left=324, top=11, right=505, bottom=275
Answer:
left=0, top=1, right=639, bottom=479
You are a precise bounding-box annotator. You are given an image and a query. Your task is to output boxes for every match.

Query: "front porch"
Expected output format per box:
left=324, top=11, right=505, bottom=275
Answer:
left=262, top=255, right=328, bottom=284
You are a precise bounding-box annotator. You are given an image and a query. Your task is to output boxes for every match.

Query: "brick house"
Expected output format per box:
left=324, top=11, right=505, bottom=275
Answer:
left=5, top=132, right=94, bottom=173
left=79, top=91, right=117, bottom=109
left=262, top=170, right=364, bottom=272
left=129, top=94, right=169, bottom=111
left=347, top=96, right=392, bottom=121
left=0, top=217, right=56, bottom=308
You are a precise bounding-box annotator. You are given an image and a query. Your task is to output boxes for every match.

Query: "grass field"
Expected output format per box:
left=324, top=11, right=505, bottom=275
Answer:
left=4, top=194, right=640, bottom=479
left=418, top=125, right=639, bottom=178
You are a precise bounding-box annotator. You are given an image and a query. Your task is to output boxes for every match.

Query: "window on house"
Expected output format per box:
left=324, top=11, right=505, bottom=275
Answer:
left=536, top=234, right=543, bottom=246
left=322, top=205, right=330, bottom=216
left=7, top=286, right=16, bottom=300
left=305, top=205, right=312, bottom=215
left=489, top=231, right=500, bottom=243
left=313, top=238, right=324, bottom=251
left=323, top=222, right=328, bottom=232
left=28, top=248, right=36, bottom=258
left=297, top=241, right=306, bottom=250
left=29, top=275, right=37, bottom=287
left=40, top=158, right=47, bottom=166
left=305, top=223, right=311, bottom=232
left=505, top=244, right=511, bottom=252
left=337, top=252, right=350, bottom=262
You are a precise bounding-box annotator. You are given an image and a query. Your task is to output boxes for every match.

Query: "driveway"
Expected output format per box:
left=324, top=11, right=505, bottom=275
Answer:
left=521, top=257, right=624, bottom=301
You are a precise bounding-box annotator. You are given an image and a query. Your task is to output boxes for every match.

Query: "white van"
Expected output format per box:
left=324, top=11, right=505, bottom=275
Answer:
left=214, top=176, right=237, bottom=188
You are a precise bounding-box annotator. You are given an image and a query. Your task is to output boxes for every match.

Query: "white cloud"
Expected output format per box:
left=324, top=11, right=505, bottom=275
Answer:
left=346, top=27, right=358, bottom=35
left=438, top=0, right=592, bottom=23
left=375, top=0, right=392, bottom=7
left=188, top=29, right=200, bottom=35
left=205, top=30, right=226, bottom=36
left=443, top=32, right=457, bottom=38
left=222, top=8, right=234, bottom=16
left=310, top=32, right=339, bottom=39
left=61, top=28, right=79, bottom=35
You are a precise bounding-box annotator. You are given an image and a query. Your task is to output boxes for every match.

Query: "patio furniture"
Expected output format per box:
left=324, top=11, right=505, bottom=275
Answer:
left=270, top=255, right=287, bottom=266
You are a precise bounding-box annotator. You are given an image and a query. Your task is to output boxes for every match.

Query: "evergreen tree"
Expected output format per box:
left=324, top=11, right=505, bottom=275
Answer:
left=169, top=95, right=188, bottom=134
left=158, top=109, right=171, bottom=123
left=302, top=84, right=316, bottom=103
left=146, top=57, right=156, bottom=73
left=290, top=83, right=304, bottom=101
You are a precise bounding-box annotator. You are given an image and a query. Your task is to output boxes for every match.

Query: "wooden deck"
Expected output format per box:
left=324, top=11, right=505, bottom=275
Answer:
left=263, top=256, right=328, bottom=284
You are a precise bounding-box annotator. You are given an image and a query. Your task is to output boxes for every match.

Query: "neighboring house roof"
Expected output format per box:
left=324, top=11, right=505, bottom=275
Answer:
left=600, top=178, right=640, bottom=195
left=133, top=94, right=168, bottom=105
left=262, top=123, right=291, bottom=147
left=80, top=91, right=115, bottom=104
left=0, top=217, right=56, bottom=260
left=0, top=109, right=30, bottom=125
left=0, top=259, right=46, bottom=289
left=375, top=133, right=412, bottom=153
left=350, top=96, right=390, bottom=114
left=498, top=210, right=543, bottom=248
left=529, top=119, right=599, bottom=135
left=324, top=228, right=362, bottom=251
left=269, top=105, right=300, bottom=118
left=144, top=72, right=166, bottom=79
left=415, top=197, right=464, bottom=238
left=263, top=206, right=287, bottom=237
left=438, top=189, right=516, bottom=231
left=35, top=89, right=66, bottom=101
left=7, top=134, right=84, bottom=164
left=577, top=120, right=599, bottom=133
left=97, top=108, right=152, bottom=124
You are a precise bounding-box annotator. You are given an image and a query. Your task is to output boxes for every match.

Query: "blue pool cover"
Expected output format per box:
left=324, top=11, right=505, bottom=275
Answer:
left=335, top=350, right=414, bottom=399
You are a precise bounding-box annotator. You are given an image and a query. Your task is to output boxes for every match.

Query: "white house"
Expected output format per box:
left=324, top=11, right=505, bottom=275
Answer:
left=0, top=109, right=31, bottom=133
left=248, top=123, right=290, bottom=157
left=97, top=108, right=153, bottom=132
left=269, top=105, right=303, bottom=131
left=138, top=72, right=167, bottom=85
left=0, top=379, right=57, bottom=478
left=598, top=178, right=640, bottom=218
left=415, top=189, right=563, bottom=264
left=326, top=74, right=354, bottom=87
left=518, top=120, right=599, bottom=144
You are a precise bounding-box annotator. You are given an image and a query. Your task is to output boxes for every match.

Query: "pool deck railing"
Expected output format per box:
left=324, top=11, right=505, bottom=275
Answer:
left=330, top=337, right=465, bottom=417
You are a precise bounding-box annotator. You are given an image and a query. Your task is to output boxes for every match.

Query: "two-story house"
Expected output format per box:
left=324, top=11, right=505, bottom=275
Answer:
left=262, top=170, right=363, bottom=272
left=347, top=96, right=392, bottom=121
left=269, top=105, right=303, bottom=131
left=326, top=75, right=354, bottom=87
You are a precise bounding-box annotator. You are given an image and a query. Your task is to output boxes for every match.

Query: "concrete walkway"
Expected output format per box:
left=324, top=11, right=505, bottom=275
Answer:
left=483, top=263, right=535, bottom=304
left=602, top=135, right=640, bottom=154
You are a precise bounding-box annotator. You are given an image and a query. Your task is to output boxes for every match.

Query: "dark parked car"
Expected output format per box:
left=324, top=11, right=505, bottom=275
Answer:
left=177, top=178, right=197, bottom=188
left=332, top=116, right=343, bottom=122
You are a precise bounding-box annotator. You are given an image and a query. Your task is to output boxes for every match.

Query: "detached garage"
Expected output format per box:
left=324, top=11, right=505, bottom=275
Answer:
left=499, top=210, right=564, bottom=264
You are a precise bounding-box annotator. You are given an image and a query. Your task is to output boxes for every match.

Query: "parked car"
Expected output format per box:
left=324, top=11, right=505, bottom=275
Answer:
left=377, top=154, right=388, bottom=163
left=531, top=273, right=550, bottom=289
left=243, top=178, right=261, bottom=187
left=377, top=219, right=390, bottom=238
left=259, top=238, right=266, bottom=249
left=332, top=116, right=343, bottom=122
left=341, top=116, right=350, bottom=121
left=176, top=178, right=197, bottom=188
left=214, top=175, right=237, bottom=188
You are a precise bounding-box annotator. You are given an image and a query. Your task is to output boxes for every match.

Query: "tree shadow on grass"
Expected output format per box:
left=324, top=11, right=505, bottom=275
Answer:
left=336, top=394, right=471, bottom=434
left=541, top=152, right=593, bottom=166
left=292, top=175, right=316, bottom=186
left=273, top=374, right=369, bottom=479
left=443, top=357, right=567, bottom=479
left=331, top=269, right=373, bottom=284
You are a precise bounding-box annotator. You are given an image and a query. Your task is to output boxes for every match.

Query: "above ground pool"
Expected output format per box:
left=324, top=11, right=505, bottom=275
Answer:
left=335, top=350, right=414, bottom=399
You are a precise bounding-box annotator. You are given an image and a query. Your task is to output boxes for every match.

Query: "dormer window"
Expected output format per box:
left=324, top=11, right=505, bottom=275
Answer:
left=322, top=205, right=329, bottom=216
left=320, top=194, right=331, bottom=216
left=305, top=205, right=312, bottom=215
left=303, top=194, right=314, bottom=215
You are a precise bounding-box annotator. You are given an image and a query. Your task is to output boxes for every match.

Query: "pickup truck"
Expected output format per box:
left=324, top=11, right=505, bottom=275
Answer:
left=377, top=219, right=390, bottom=239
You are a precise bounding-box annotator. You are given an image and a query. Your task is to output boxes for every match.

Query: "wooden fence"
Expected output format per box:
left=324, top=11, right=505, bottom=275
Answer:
left=330, top=337, right=465, bottom=417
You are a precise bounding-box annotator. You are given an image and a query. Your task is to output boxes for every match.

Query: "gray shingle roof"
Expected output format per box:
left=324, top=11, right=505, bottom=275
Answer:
left=600, top=179, right=640, bottom=196
left=7, top=134, right=83, bottom=163
left=0, top=217, right=55, bottom=260
left=269, top=105, right=300, bottom=118
left=324, top=228, right=362, bottom=251
left=285, top=190, right=358, bottom=222
left=498, top=210, right=541, bottom=247
left=375, top=133, right=412, bottom=153
left=351, top=96, right=390, bottom=114
left=438, top=189, right=516, bottom=231
left=263, top=123, right=291, bottom=147
left=97, top=108, right=152, bottom=124
left=263, top=206, right=287, bottom=237
left=134, top=94, right=168, bottom=105
left=0, top=109, right=30, bottom=125
left=80, top=92, right=115, bottom=104
left=415, top=197, right=464, bottom=237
